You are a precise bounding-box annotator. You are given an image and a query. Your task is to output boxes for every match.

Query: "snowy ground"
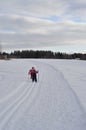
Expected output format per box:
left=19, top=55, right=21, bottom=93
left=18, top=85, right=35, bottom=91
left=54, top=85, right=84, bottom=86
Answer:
left=0, top=59, right=86, bottom=130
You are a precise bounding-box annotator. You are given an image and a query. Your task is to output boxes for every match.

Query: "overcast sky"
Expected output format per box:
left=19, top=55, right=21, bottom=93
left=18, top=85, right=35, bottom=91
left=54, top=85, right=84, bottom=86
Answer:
left=0, top=0, right=86, bottom=53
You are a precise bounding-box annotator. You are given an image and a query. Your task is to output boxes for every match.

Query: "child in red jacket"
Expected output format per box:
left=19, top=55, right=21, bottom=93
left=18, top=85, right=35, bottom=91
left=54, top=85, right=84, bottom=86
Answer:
left=29, top=67, right=38, bottom=82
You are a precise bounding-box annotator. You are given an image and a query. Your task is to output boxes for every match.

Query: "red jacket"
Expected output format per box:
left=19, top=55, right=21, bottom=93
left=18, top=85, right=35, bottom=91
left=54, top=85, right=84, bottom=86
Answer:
left=28, top=68, right=38, bottom=78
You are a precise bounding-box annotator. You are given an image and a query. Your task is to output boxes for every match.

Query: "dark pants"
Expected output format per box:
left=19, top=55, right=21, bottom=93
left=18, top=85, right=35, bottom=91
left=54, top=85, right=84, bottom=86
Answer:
left=32, top=73, right=37, bottom=82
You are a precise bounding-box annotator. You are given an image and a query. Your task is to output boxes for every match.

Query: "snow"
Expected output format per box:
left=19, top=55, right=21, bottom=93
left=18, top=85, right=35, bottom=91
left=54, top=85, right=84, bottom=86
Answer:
left=0, top=59, right=86, bottom=130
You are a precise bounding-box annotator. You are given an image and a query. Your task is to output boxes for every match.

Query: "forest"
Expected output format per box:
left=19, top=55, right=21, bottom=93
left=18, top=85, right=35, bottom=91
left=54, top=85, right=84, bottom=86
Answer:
left=0, top=50, right=86, bottom=60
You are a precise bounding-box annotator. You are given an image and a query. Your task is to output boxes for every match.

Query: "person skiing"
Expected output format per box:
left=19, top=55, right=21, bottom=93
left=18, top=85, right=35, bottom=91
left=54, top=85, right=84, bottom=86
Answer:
left=28, top=67, right=38, bottom=82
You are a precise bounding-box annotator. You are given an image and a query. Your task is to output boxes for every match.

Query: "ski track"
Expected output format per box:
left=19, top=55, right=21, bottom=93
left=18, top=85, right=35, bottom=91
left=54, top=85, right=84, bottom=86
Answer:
left=4, top=82, right=43, bottom=130
left=0, top=81, right=42, bottom=129
left=41, top=62, right=86, bottom=111
left=0, top=59, right=86, bottom=130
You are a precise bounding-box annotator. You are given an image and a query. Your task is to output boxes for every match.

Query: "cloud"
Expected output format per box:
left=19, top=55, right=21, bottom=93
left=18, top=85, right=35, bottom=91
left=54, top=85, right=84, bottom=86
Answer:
left=0, top=0, right=86, bottom=17
left=0, top=0, right=86, bottom=52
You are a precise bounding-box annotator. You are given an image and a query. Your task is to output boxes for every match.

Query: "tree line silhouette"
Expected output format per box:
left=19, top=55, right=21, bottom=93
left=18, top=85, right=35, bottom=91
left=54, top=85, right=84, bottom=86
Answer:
left=0, top=50, right=86, bottom=60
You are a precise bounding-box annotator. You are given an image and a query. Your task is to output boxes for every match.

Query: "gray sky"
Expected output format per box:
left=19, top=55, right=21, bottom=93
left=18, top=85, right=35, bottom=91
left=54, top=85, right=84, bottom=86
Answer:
left=0, top=0, right=86, bottom=53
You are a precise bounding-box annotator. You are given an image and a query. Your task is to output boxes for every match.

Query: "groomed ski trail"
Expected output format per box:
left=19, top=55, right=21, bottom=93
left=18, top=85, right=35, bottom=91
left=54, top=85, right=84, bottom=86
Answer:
left=0, top=59, right=86, bottom=130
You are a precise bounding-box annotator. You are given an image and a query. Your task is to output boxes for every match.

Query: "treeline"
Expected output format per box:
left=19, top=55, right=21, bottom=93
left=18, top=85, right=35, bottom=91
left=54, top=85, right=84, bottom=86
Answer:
left=0, top=50, right=86, bottom=60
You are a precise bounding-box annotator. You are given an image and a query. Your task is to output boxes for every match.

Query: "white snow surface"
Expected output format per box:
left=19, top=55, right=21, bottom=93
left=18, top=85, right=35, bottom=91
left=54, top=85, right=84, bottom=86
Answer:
left=0, top=59, right=86, bottom=130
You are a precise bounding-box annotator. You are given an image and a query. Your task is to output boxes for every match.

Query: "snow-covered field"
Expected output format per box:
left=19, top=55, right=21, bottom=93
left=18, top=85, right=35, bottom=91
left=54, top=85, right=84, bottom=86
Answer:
left=0, top=59, right=86, bottom=130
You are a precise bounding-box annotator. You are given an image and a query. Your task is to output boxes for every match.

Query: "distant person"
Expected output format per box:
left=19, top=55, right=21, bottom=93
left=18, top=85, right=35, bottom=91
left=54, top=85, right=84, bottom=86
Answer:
left=28, top=67, right=38, bottom=82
